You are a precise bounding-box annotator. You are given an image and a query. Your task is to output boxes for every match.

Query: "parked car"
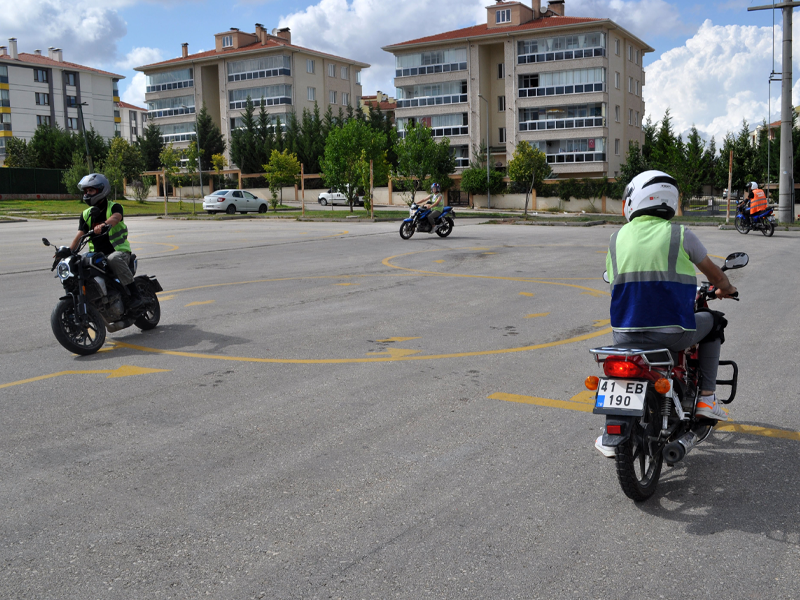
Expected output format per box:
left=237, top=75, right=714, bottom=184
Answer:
left=203, top=189, right=269, bottom=214
left=318, top=187, right=364, bottom=206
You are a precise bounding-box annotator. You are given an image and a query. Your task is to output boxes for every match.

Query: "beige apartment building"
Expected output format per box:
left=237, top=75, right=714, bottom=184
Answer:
left=136, top=25, right=368, bottom=166
left=116, top=101, right=148, bottom=144
left=0, top=39, right=122, bottom=164
left=383, top=0, right=652, bottom=178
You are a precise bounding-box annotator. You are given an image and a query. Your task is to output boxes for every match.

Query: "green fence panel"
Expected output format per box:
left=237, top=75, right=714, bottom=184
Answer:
left=0, top=168, right=69, bottom=195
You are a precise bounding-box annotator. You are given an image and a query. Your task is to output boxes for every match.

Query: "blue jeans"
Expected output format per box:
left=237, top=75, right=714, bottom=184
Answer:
left=612, top=312, right=720, bottom=392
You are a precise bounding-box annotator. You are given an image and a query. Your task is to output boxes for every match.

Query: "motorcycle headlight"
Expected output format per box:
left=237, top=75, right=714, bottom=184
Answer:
left=57, top=260, right=73, bottom=282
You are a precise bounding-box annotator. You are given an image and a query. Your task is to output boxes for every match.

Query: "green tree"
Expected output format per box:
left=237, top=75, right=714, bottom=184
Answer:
left=61, top=151, right=91, bottom=197
left=138, top=121, right=165, bottom=171
left=507, top=140, right=551, bottom=194
left=229, top=97, right=261, bottom=173
left=262, top=148, right=301, bottom=208
left=2, top=137, right=39, bottom=167
left=196, top=103, right=225, bottom=172
left=184, top=140, right=202, bottom=196
left=159, top=143, right=182, bottom=200
left=459, top=142, right=506, bottom=197
left=613, top=141, right=650, bottom=199
left=320, top=119, right=388, bottom=212
left=393, top=123, right=455, bottom=204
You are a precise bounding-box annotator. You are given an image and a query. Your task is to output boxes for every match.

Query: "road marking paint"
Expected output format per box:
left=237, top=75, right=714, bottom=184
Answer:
left=489, top=391, right=800, bottom=443
left=525, top=312, right=550, bottom=319
left=593, top=319, right=611, bottom=327
left=434, top=260, right=445, bottom=263
left=368, top=348, right=421, bottom=358
left=185, top=300, right=215, bottom=306
left=157, top=294, right=176, bottom=302
left=581, top=291, right=607, bottom=297
left=376, top=337, right=420, bottom=342
left=519, top=292, right=535, bottom=297
left=335, top=283, right=355, bottom=286
left=483, top=252, right=496, bottom=255
left=0, top=365, right=170, bottom=389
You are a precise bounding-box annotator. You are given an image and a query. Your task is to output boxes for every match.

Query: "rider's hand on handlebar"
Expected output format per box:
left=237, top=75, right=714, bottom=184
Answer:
left=92, top=223, right=109, bottom=235
left=714, top=284, right=738, bottom=299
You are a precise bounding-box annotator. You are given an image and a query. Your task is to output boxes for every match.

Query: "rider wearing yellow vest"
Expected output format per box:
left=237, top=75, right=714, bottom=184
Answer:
left=69, top=173, right=144, bottom=310
left=606, top=171, right=737, bottom=424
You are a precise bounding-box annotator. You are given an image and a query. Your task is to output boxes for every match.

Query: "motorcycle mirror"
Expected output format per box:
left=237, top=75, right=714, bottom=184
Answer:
left=602, top=271, right=610, bottom=283
left=724, top=252, right=749, bottom=270
left=42, top=238, right=51, bottom=247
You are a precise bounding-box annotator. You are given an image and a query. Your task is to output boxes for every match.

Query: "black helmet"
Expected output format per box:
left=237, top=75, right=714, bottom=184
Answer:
left=77, top=173, right=111, bottom=205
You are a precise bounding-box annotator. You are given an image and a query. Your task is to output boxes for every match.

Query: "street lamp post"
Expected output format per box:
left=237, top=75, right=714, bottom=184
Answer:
left=76, top=102, right=94, bottom=171
left=478, top=94, right=490, bottom=209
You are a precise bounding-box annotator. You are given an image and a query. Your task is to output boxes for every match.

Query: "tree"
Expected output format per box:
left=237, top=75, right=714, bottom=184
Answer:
left=196, top=103, right=225, bottom=172
left=61, top=151, right=91, bottom=197
left=2, top=137, right=38, bottom=167
left=262, top=148, right=301, bottom=209
left=184, top=140, right=202, bottom=196
left=459, top=142, right=506, bottom=197
left=104, top=137, right=143, bottom=199
left=159, top=143, right=182, bottom=200
left=614, top=141, right=650, bottom=198
left=393, top=123, right=455, bottom=204
left=229, top=97, right=262, bottom=173
left=320, top=119, right=388, bottom=212
left=507, top=140, right=551, bottom=195
left=138, top=121, right=165, bottom=171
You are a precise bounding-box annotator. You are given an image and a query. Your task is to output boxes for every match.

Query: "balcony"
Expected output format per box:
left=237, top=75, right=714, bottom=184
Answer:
left=146, top=79, right=193, bottom=94
left=518, top=47, right=605, bottom=65
left=547, top=152, right=606, bottom=164
left=396, top=94, right=467, bottom=109
left=395, top=62, right=467, bottom=78
left=519, top=82, right=605, bottom=99
left=520, top=116, right=605, bottom=132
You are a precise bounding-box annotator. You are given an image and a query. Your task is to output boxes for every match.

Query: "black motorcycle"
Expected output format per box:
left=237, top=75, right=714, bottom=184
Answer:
left=43, top=230, right=162, bottom=355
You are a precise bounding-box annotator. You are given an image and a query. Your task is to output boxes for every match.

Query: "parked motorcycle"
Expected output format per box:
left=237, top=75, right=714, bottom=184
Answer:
left=43, top=230, right=162, bottom=355
left=735, top=202, right=775, bottom=236
left=586, top=252, right=749, bottom=501
left=399, top=204, right=455, bottom=239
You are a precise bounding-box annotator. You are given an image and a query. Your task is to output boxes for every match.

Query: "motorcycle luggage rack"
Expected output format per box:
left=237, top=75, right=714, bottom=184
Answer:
left=715, top=360, right=738, bottom=404
left=590, top=346, right=674, bottom=368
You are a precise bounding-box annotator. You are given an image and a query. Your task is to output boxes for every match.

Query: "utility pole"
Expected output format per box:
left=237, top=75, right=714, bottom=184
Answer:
left=727, top=150, right=733, bottom=224
left=749, top=1, right=800, bottom=223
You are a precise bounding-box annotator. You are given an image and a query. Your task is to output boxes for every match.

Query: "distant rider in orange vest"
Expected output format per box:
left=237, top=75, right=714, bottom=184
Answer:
left=745, top=181, right=768, bottom=224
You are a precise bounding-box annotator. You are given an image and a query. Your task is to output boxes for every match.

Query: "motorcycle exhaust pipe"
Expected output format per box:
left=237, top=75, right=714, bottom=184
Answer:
left=106, top=318, right=134, bottom=333
left=664, top=431, right=699, bottom=463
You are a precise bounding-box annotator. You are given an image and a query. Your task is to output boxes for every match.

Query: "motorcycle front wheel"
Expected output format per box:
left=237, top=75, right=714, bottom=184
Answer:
left=734, top=215, right=750, bottom=234
left=399, top=221, right=415, bottom=240
left=134, top=280, right=161, bottom=330
left=761, top=220, right=775, bottom=237
left=51, top=298, right=106, bottom=355
left=615, top=390, right=663, bottom=501
left=436, top=217, right=454, bottom=238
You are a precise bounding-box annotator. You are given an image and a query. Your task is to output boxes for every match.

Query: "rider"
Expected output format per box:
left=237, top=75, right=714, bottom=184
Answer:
left=69, top=173, right=144, bottom=311
left=606, top=170, right=738, bottom=422
left=416, top=182, right=444, bottom=233
left=746, top=181, right=768, bottom=222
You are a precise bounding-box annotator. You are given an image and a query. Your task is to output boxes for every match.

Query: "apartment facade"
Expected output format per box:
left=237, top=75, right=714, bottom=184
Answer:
left=136, top=25, right=368, bottom=166
left=0, top=39, right=122, bottom=164
left=383, top=0, right=652, bottom=178
left=117, top=101, right=148, bottom=143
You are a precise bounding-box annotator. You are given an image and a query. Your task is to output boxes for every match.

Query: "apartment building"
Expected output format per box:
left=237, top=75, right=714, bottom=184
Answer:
left=136, top=25, right=368, bottom=165
left=117, top=101, right=148, bottom=143
left=383, top=0, right=652, bottom=178
left=0, top=39, right=122, bottom=163
left=360, top=91, right=397, bottom=122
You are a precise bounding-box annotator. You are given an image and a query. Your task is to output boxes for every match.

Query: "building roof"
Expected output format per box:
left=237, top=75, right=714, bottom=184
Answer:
left=0, top=52, right=124, bottom=78
left=117, top=101, right=146, bottom=111
left=383, top=16, right=654, bottom=53
left=135, top=37, right=370, bottom=71
left=361, top=97, right=396, bottom=112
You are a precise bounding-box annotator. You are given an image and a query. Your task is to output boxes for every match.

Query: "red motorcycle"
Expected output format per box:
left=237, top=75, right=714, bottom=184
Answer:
left=586, top=252, right=749, bottom=501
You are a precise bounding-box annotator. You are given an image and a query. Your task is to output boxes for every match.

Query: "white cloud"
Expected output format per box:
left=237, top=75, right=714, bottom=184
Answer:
left=565, top=0, right=694, bottom=38
left=116, top=46, right=164, bottom=70
left=121, top=72, right=147, bottom=108
left=643, top=19, right=789, bottom=141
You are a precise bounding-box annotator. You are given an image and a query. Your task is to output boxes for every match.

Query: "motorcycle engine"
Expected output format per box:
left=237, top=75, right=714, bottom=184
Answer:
left=105, top=293, right=125, bottom=322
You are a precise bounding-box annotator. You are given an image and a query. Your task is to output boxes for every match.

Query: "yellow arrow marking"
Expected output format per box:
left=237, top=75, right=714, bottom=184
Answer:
left=519, top=292, right=535, bottom=297
left=376, top=337, right=421, bottom=343
left=368, top=348, right=421, bottom=358
left=0, top=365, right=171, bottom=389
left=434, top=260, right=445, bottom=263
left=593, top=319, right=611, bottom=327
left=525, top=312, right=550, bottom=319
left=185, top=300, right=215, bottom=307
left=489, top=391, right=800, bottom=442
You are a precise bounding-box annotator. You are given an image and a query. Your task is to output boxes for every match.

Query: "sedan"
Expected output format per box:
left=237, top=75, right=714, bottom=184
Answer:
left=203, top=189, right=269, bottom=214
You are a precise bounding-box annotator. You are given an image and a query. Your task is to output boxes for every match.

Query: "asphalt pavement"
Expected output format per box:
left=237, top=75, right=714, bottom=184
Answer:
left=1, top=216, right=799, bottom=599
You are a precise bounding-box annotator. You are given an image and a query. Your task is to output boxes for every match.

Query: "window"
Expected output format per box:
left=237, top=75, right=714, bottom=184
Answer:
left=228, top=85, right=292, bottom=109
left=34, top=69, right=48, bottom=83
left=629, top=109, right=633, bottom=125
left=615, top=139, right=620, bottom=155
left=628, top=45, right=633, bottom=61
left=496, top=8, right=511, bottom=23
left=356, top=71, right=361, bottom=84
left=0, top=65, right=7, bottom=83
left=114, top=122, right=120, bottom=137
left=628, top=76, right=633, bottom=93
left=307, top=59, right=315, bottom=74
left=329, top=90, right=337, bottom=104
left=635, top=111, right=640, bottom=127
left=636, top=80, right=640, bottom=96
left=67, top=95, right=78, bottom=107
left=342, top=92, right=349, bottom=106
left=498, top=95, right=505, bottom=112
left=66, top=72, right=76, bottom=86
left=498, top=63, right=505, bottom=79
left=614, top=38, right=620, bottom=55
left=615, top=105, right=620, bottom=122
left=226, top=57, right=290, bottom=82
left=328, top=63, right=336, bottom=77
left=67, top=117, right=79, bottom=130
left=233, top=191, right=243, bottom=198
left=615, top=72, right=620, bottom=89
left=498, top=127, right=506, bottom=143
left=635, top=49, right=640, bottom=64
left=39, top=115, right=53, bottom=126
left=0, top=113, right=10, bottom=130
left=35, top=92, right=49, bottom=105
left=0, top=89, right=9, bottom=107
left=308, top=87, right=316, bottom=101
left=341, top=66, right=349, bottom=79
left=222, top=35, right=233, bottom=48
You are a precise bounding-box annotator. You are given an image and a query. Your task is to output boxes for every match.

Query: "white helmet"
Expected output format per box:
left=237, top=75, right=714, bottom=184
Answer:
left=622, top=170, right=679, bottom=222
left=746, top=181, right=758, bottom=191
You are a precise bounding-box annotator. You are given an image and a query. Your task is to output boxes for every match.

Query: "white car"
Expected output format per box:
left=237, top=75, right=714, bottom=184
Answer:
left=203, top=189, right=269, bottom=214
left=318, top=187, right=364, bottom=206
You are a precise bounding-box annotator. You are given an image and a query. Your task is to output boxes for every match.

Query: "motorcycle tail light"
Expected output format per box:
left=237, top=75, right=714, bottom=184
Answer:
left=585, top=376, right=599, bottom=390
left=603, top=357, right=645, bottom=379
left=606, top=424, right=623, bottom=435
left=654, top=378, right=671, bottom=394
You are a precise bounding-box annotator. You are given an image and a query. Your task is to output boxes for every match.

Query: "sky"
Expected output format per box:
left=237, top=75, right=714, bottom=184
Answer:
left=1, top=0, right=796, bottom=145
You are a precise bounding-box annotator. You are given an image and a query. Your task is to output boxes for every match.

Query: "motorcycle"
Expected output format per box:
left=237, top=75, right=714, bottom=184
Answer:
left=586, top=252, right=749, bottom=501
left=399, top=204, right=455, bottom=239
left=735, top=202, right=775, bottom=237
left=43, top=230, right=162, bottom=355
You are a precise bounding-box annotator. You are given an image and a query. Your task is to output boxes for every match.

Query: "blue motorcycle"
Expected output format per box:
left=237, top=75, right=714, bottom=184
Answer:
left=735, top=202, right=775, bottom=237
left=399, top=204, right=455, bottom=239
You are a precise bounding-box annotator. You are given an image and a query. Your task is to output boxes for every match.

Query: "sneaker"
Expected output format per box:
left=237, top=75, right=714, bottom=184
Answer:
left=595, top=435, right=616, bottom=458
left=695, top=393, right=728, bottom=421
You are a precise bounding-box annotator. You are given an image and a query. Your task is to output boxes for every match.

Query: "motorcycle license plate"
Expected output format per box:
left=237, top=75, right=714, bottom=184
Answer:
left=593, top=378, right=647, bottom=415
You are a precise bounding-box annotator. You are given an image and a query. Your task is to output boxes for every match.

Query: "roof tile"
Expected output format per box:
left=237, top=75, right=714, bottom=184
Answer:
left=0, top=52, right=123, bottom=78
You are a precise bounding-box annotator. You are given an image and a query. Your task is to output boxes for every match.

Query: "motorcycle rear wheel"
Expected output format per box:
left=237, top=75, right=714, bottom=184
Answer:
left=761, top=220, right=775, bottom=237
left=399, top=221, right=415, bottom=240
left=734, top=215, right=750, bottom=234
left=51, top=298, right=106, bottom=355
left=436, top=217, right=454, bottom=238
left=615, top=390, right=663, bottom=501
left=134, top=280, right=161, bottom=330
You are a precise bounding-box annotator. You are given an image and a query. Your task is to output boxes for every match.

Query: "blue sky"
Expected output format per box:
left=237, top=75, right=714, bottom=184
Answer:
left=1, top=0, right=795, bottom=143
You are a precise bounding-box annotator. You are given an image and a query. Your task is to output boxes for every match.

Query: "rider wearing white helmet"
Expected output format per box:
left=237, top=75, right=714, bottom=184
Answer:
left=606, top=170, right=737, bottom=424
left=416, top=182, right=444, bottom=233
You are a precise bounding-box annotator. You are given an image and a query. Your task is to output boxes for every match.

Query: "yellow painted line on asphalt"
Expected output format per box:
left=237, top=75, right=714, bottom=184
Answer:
left=0, top=365, right=170, bottom=390
left=376, top=337, right=420, bottom=342
left=112, top=326, right=613, bottom=364
left=157, top=294, right=176, bottom=302
left=434, top=260, right=445, bottom=263
left=519, top=292, right=535, bottom=297
left=525, top=312, right=550, bottom=319
left=336, top=283, right=355, bottom=286
left=490, top=391, right=800, bottom=443
left=593, top=319, right=611, bottom=327
left=367, top=348, right=421, bottom=358
left=185, top=300, right=215, bottom=306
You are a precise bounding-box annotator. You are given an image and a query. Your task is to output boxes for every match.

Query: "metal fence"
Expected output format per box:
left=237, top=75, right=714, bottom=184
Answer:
left=0, top=168, right=70, bottom=195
